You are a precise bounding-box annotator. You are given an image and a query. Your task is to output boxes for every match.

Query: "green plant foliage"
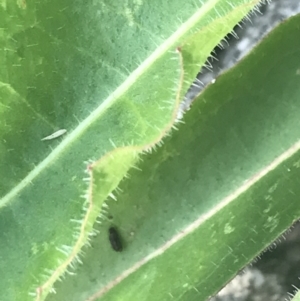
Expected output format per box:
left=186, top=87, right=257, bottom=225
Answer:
left=293, top=291, right=300, bottom=301
left=46, top=14, right=300, bottom=301
left=0, top=0, right=260, bottom=300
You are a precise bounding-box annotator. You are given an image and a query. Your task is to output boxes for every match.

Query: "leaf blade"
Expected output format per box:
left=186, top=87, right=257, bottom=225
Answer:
left=0, top=1, right=260, bottom=300
left=45, top=13, right=300, bottom=301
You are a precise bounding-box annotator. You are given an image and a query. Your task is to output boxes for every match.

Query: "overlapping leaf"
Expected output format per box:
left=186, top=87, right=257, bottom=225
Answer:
left=46, top=13, right=300, bottom=301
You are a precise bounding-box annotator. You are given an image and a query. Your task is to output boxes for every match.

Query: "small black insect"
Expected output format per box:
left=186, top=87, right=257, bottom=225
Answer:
left=108, top=227, right=123, bottom=252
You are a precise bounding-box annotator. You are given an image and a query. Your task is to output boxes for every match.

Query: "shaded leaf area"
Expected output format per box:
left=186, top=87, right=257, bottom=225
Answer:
left=47, top=14, right=300, bottom=301
left=0, top=0, right=261, bottom=300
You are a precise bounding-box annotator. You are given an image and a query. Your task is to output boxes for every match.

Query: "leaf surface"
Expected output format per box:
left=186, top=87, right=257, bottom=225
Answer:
left=0, top=0, right=259, bottom=300
left=46, top=14, right=300, bottom=301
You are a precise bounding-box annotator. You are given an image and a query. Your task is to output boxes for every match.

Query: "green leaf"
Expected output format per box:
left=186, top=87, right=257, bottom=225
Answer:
left=0, top=0, right=259, bottom=300
left=293, top=291, right=300, bottom=301
left=46, top=13, right=300, bottom=301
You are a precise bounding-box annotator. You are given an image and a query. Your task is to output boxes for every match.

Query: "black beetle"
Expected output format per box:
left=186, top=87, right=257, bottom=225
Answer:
left=108, top=227, right=122, bottom=252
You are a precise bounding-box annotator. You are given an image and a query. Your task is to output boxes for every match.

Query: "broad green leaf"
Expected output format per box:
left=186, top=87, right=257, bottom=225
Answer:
left=0, top=0, right=260, bottom=300
left=46, top=14, right=300, bottom=301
